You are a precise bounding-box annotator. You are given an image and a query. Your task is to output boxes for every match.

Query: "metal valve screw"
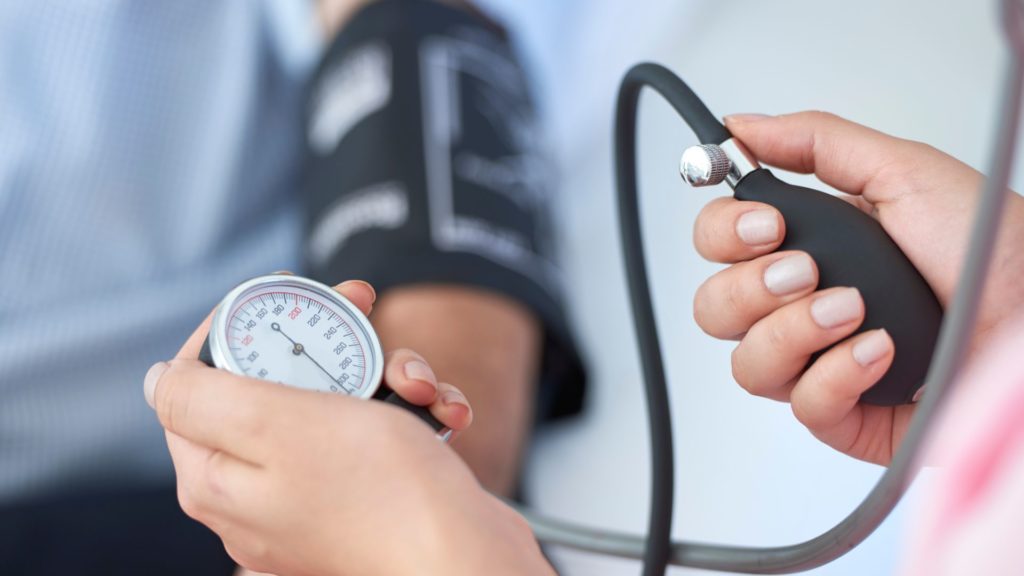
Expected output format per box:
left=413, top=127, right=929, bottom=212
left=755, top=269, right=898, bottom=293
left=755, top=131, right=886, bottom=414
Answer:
left=679, top=144, right=731, bottom=187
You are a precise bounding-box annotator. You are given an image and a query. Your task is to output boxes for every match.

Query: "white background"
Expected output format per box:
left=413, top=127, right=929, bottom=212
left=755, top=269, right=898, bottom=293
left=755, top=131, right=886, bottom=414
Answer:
left=478, top=1, right=1013, bottom=574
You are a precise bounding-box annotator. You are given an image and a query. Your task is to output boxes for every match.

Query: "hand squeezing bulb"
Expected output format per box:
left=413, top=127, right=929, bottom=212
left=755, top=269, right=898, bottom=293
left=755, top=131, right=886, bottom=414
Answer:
left=681, top=140, right=943, bottom=405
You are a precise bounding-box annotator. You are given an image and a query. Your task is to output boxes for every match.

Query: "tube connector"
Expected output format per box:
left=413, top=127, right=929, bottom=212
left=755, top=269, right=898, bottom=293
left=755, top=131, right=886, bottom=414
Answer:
left=679, top=138, right=761, bottom=188
left=679, top=144, right=730, bottom=186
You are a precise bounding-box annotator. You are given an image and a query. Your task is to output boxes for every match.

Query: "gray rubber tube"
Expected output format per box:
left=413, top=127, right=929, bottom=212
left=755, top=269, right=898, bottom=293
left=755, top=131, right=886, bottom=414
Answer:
left=515, top=0, right=1024, bottom=571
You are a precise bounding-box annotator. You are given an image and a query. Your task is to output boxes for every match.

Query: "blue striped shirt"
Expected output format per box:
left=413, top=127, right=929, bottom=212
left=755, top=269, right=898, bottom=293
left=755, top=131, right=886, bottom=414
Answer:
left=0, top=1, right=319, bottom=499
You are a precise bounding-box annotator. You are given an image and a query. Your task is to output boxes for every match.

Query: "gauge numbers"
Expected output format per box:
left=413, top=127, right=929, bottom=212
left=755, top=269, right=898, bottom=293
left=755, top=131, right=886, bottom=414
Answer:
left=214, top=277, right=382, bottom=399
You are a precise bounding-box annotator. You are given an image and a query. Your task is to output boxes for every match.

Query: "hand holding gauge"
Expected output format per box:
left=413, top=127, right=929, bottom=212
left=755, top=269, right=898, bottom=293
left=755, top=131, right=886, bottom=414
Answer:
left=198, top=274, right=450, bottom=437
left=143, top=277, right=482, bottom=576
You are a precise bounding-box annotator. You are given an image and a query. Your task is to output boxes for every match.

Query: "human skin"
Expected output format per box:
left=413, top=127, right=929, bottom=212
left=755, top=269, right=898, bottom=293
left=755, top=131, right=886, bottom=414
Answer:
left=691, top=111, right=1024, bottom=465
left=314, top=0, right=544, bottom=497
left=147, top=280, right=555, bottom=576
left=372, top=286, right=540, bottom=496
left=223, top=2, right=547, bottom=574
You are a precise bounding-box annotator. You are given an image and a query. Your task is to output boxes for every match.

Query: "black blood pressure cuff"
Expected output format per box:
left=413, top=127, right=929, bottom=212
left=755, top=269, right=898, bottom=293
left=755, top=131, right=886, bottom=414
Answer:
left=301, top=0, right=585, bottom=419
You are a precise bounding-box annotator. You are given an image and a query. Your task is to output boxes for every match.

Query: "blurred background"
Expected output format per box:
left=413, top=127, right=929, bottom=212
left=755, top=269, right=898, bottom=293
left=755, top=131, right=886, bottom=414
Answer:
left=1, top=1, right=1015, bottom=574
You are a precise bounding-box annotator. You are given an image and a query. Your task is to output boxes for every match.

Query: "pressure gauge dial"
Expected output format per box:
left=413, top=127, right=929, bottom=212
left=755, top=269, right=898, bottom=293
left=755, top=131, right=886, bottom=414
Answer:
left=200, top=274, right=446, bottom=435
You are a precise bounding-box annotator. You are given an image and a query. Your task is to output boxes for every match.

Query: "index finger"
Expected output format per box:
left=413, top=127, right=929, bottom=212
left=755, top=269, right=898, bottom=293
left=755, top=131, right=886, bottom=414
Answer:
left=177, top=310, right=215, bottom=360
left=694, top=197, right=785, bottom=263
left=723, top=111, right=919, bottom=198
left=333, top=279, right=376, bottom=317
left=146, top=358, right=295, bottom=462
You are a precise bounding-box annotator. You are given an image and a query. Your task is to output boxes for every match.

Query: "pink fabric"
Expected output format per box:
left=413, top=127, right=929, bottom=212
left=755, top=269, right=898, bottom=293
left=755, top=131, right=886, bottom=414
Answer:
left=901, top=313, right=1024, bottom=575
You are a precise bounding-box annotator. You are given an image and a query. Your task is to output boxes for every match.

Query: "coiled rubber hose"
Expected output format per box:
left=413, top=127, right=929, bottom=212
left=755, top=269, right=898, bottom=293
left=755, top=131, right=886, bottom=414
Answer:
left=518, top=1, right=1024, bottom=570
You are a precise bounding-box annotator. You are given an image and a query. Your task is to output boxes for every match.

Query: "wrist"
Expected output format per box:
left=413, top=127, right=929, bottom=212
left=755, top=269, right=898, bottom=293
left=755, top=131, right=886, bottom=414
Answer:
left=422, top=492, right=554, bottom=576
left=366, top=479, right=551, bottom=576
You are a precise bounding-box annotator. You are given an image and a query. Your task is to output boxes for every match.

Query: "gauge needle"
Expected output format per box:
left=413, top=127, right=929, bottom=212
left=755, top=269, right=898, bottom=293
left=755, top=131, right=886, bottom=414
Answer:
left=270, top=322, right=339, bottom=383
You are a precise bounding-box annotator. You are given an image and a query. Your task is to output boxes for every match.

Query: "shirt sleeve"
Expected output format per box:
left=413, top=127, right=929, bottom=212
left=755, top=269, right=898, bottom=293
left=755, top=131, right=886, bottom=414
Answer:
left=300, top=0, right=585, bottom=419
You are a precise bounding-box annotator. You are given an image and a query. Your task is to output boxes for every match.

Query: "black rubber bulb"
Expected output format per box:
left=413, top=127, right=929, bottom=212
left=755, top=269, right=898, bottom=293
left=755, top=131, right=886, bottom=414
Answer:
left=733, top=169, right=943, bottom=405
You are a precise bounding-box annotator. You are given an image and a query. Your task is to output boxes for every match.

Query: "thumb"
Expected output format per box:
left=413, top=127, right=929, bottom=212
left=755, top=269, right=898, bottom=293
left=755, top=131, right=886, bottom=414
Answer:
left=334, top=280, right=377, bottom=317
left=723, top=111, right=920, bottom=199
left=725, top=111, right=989, bottom=310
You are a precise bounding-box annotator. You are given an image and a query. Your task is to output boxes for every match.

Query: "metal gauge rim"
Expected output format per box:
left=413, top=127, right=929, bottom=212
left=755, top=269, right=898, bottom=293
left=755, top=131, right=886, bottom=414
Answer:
left=207, top=274, right=384, bottom=400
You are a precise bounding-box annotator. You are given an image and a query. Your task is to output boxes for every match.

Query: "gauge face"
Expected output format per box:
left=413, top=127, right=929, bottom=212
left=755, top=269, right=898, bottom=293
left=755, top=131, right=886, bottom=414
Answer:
left=208, top=275, right=383, bottom=400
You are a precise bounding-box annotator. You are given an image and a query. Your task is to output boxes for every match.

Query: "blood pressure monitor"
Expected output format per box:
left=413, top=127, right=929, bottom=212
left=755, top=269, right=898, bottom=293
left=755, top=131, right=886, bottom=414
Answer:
left=199, top=274, right=448, bottom=437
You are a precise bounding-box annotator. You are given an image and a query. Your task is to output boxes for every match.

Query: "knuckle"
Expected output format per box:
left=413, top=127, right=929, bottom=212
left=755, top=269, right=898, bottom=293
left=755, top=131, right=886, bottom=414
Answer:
left=693, top=199, right=730, bottom=260
left=692, top=282, right=715, bottom=333
left=163, top=382, right=193, bottom=435
left=805, top=109, right=838, bottom=123
left=790, top=393, right=816, bottom=428
left=177, top=484, right=203, bottom=521
left=791, top=367, right=839, bottom=430
left=235, top=403, right=268, bottom=446
left=731, top=345, right=757, bottom=395
left=790, top=386, right=831, bottom=430
left=695, top=272, right=749, bottom=339
left=203, top=451, right=231, bottom=499
left=693, top=224, right=712, bottom=259
left=763, top=318, right=790, bottom=355
left=222, top=545, right=250, bottom=571
left=722, top=274, right=748, bottom=322
left=229, top=540, right=273, bottom=574
left=246, top=538, right=271, bottom=564
left=889, top=141, right=940, bottom=181
left=811, top=357, right=843, bottom=394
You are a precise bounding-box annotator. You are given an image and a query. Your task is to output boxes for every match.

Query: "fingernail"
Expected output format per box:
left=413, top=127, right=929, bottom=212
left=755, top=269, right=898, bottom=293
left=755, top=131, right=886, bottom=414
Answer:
left=346, top=280, right=376, bottom=303
left=912, top=386, right=927, bottom=402
left=144, top=362, right=169, bottom=409
left=764, top=253, right=815, bottom=296
left=852, top=329, right=893, bottom=367
left=811, top=288, right=863, bottom=329
left=736, top=209, right=780, bottom=245
left=724, top=113, right=772, bottom=124
left=441, top=389, right=468, bottom=408
left=404, top=360, right=437, bottom=388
